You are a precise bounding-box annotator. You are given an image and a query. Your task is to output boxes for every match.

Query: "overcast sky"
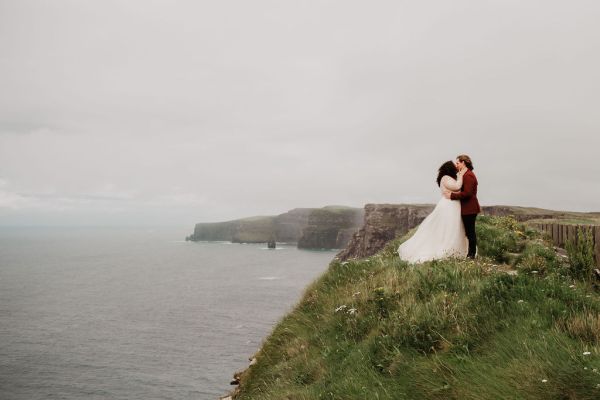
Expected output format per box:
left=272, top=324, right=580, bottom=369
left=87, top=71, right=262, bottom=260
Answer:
left=1, top=0, right=599, bottom=226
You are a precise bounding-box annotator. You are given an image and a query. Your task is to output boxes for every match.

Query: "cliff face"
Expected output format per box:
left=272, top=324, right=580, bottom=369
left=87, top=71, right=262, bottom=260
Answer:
left=231, top=217, right=276, bottom=243
left=274, top=208, right=313, bottom=243
left=297, top=207, right=365, bottom=249
left=336, top=204, right=434, bottom=261
left=336, top=203, right=598, bottom=261
left=188, top=203, right=596, bottom=253
left=186, top=206, right=364, bottom=249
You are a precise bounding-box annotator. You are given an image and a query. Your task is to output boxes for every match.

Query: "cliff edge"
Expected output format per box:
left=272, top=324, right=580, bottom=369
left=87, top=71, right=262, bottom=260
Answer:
left=187, top=206, right=364, bottom=250
left=337, top=204, right=599, bottom=261
left=226, top=211, right=600, bottom=399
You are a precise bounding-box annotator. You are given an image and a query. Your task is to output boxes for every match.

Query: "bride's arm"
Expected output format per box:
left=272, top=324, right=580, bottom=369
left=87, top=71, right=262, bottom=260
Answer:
left=442, top=174, right=463, bottom=192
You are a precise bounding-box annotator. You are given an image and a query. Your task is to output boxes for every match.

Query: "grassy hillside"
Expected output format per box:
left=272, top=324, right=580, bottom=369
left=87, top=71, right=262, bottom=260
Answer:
left=233, top=216, right=600, bottom=399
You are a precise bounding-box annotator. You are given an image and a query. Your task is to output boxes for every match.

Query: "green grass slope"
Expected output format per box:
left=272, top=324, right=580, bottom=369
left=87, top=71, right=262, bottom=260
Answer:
left=233, top=216, right=600, bottom=400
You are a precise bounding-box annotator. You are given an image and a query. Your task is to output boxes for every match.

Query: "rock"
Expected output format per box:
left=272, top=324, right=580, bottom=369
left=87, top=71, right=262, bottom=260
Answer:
left=297, top=207, right=364, bottom=249
left=336, top=204, right=434, bottom=261
left=267, top=240, right=276, bottom=249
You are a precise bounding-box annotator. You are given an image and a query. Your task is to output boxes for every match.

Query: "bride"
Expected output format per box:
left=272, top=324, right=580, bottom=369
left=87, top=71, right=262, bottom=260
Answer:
left=397, top=161, right=468, bottom=263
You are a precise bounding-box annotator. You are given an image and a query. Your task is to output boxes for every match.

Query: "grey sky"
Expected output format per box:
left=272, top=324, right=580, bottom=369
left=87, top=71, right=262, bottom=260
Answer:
left=1, top=0, right=599, bottom=226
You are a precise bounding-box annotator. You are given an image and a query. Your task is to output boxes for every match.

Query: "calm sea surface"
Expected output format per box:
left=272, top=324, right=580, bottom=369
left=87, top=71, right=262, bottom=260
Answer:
left=0, top=226, right=336, bottom=399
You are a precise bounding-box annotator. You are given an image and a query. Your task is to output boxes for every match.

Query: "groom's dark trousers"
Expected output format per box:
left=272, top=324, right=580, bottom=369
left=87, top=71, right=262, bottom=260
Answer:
left=450, top=169, right=481, bottom=259
left=462, top=214, right=478, bottom=258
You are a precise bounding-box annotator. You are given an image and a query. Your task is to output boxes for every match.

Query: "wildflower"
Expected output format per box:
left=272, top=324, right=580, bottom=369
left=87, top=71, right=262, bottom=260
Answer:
left=352, top=291, right=361, bottom=297
left=348, top=308, right=357, bottom=315
left=541, top=379, right=548, bottom=383
left=593, top=369, right=598, bottom=373
left=531, top=270, right=538, bottom=274
left=335, top=305, right=347, bottom=312
left=569, top=285, right=575, bottom=288
left=583, top=351, right=591, bottom=356
left=517, top=300, right=524, bottom=303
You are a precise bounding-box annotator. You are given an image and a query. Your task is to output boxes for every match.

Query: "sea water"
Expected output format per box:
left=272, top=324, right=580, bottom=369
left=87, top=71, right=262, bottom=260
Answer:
left=0, top=226, right=335, bottom=399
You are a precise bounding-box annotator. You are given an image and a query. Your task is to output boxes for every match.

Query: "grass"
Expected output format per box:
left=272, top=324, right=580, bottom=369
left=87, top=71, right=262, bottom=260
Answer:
left=232, top=216, right=600, bottom=399
left=566, top=227, right=597, bottom=282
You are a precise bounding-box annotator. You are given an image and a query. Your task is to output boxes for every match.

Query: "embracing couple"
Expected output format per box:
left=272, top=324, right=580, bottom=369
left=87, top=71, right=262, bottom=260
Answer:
left=398, top=154, right=480, bottom=264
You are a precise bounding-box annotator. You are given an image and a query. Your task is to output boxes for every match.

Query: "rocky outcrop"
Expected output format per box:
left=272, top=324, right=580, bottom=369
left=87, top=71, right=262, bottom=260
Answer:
left=297, top=207, right=365, bottom=249
left=336, top=204, right=434, bottom=261
left=187, top=206, right=364, bottom=249
left=336, top=204, right=598, bottom=261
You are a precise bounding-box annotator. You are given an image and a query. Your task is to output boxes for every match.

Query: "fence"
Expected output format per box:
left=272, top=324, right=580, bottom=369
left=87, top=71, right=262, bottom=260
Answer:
left=533, top=223, right=600, bottom=265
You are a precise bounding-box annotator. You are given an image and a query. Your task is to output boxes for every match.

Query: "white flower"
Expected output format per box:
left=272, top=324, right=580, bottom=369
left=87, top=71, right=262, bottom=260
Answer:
left=352, top=291, right=361, bottom=297
left=583, top=351, right=591, bottom=356
left=348, top=308, right=357, bottom=315
left=569, top=285, right=575, bottom=288
left=541, top=379, right=548, bottom=383
left=517, top=300, right=524, bottom=303
left=335, top=305, right=347, bottom=313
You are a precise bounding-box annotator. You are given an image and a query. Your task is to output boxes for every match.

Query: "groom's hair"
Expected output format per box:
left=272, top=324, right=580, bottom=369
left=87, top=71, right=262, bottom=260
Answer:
left=457, top=154, right=474, bottom=170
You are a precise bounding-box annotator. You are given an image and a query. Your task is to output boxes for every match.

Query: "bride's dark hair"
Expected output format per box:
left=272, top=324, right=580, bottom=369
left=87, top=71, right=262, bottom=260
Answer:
left=437, top=161, right=458, bottom=187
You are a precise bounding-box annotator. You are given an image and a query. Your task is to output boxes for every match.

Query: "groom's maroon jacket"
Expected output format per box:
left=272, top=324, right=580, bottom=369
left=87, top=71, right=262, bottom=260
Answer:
left=450, top=169, right=481, bottom=215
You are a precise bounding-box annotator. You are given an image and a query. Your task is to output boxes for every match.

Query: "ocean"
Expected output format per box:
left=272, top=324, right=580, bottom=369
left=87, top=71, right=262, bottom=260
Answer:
left=0, top=226, right=336, bottom=399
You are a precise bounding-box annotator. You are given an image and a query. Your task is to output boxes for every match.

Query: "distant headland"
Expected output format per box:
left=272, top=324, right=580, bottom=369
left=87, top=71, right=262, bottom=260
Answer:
left=187, top=204, right=600, bottom=252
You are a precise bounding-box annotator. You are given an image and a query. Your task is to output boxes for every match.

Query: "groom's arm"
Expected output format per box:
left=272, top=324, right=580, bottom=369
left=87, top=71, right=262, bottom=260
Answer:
left=450, top=173, right=475, bottom=201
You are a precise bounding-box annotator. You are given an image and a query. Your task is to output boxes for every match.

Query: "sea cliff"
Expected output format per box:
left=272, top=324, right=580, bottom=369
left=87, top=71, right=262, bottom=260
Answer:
left=187, top=206, right=364, bottom=249
left=221, top=204, right=600, bottom=399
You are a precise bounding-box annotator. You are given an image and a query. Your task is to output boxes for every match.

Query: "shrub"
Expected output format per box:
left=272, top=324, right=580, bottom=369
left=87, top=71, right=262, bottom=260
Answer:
left=556, top=312, right=600, bottom=344
left=476, top=216, right=523, bottom=263
left=516, top=241, right=561, bottom=275
left=370, top=287, right=391, bottom=319
left=565, top=227, right=596, bottom=281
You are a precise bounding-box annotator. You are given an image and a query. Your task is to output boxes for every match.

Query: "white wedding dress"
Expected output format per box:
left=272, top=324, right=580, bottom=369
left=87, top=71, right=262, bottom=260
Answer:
left=397, top=175, right=468, bottom=263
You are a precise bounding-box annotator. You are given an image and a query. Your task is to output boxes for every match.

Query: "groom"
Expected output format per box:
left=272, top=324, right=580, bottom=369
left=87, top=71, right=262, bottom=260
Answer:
left=444, top=154, right=480, bottom=259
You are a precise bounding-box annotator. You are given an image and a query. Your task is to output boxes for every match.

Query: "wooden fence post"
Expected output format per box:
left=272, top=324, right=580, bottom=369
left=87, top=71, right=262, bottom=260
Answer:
left=531, top=222, right=599, bottom=266
left=567, top=225, right=575, bottom=248
left=595, top=226, right=600, bottom=267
